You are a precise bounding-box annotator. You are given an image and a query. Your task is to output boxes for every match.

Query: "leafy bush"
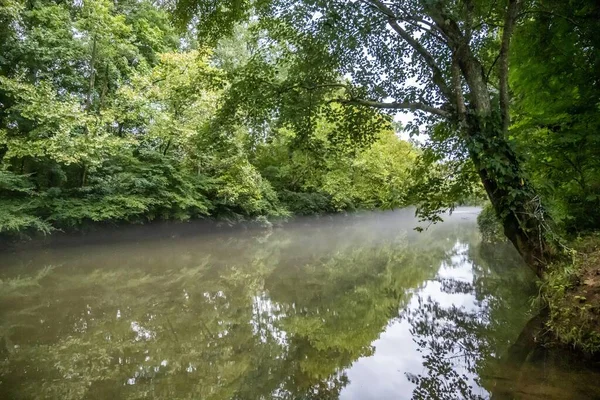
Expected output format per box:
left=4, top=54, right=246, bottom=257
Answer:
left=278, top=190, right=334, bottom=215
left=0, top=202, right=53, bottom=236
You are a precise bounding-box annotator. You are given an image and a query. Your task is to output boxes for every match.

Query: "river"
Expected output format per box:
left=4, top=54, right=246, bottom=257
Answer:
left=1, top=208, right=599, bottom=399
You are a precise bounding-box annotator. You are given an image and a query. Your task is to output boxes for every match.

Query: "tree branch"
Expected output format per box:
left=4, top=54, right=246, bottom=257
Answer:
left=334, top=98, right=450, bottom=118
left=485, top=52, right=501, bottom=82
left=427, top=4, right=491, bottom=113
left=425, top=6, right=465, bottom=48
left=499, top=0, right=522, bottom=134
left=451, top=55, right=467, bottom=127
left=301, top=83, right=352, bottom=91
left=395, top=16, right=448, bottom=45
left=518, top=9, right=583, bottom=28
left=362, top=0, right=452, bottom=100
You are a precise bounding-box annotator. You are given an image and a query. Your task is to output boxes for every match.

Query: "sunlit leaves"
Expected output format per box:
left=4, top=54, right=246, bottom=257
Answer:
left=0, top=76, right=127, bottom=167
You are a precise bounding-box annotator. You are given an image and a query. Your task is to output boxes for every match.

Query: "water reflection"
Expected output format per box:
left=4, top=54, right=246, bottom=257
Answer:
left=0, top=208, right=597, bottom=399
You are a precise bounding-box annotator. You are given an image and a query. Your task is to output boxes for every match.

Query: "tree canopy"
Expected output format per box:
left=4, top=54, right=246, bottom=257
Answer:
left=0, top=0, right=422, bottom=236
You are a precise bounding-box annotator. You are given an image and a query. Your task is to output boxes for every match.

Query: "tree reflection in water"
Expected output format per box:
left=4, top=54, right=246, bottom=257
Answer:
left=402, top=240, right=535, bottom=400
left=3, top=210, right=595, bottom=400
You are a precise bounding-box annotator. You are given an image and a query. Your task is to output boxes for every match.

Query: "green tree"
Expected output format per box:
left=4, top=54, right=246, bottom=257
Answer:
left=0, top=0, right=212, bottom=232
left=255, top=117, right=418, bottom=213
left=173, top=0, right=576, bottom=275
left=510, top=0, right=600, bottom=233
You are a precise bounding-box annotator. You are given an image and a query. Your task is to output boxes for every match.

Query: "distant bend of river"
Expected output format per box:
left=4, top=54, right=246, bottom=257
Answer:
left=1, top=207, right=599, bottom=399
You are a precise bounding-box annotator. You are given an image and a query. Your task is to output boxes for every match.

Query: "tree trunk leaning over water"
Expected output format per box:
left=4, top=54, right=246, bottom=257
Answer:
left=359, top=0, right=555, bottom=277
left=466, top=116, right=552, bottom=277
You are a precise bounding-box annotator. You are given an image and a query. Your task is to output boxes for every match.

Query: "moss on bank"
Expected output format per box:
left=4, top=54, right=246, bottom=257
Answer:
left=541, top=234, right=600, bottom=354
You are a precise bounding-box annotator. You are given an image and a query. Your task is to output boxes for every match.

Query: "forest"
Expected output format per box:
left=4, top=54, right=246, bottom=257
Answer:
left=0, top=0, right=424, bottom=235
left=1, top=0, right=600, bottom=356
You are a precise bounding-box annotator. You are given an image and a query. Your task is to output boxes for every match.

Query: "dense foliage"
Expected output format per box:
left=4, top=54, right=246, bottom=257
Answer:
left=510, top=0, right=600, bottom=234
left=0, top=0, right=419, bottom=236
left=477, top=0, right=600, bottom=240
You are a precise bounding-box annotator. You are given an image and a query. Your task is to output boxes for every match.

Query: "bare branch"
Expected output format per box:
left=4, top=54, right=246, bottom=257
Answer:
left=334, top=98, right=450, bottom=118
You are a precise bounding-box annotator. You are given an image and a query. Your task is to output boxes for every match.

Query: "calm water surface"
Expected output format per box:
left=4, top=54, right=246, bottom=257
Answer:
left=1, top=208, right=600, bottom=399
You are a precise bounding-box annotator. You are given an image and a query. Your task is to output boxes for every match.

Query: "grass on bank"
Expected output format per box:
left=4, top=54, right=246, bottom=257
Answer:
left=541, top=234, right=600, bottom=354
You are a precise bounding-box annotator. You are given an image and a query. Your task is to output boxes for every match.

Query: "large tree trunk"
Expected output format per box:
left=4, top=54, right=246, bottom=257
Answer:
left=447, top=17, right=555, bottom=277
left=465, top=114, right=553, bottom=277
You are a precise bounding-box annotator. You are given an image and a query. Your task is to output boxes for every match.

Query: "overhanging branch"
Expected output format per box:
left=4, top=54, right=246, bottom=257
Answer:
left=334, top=98, right=450, bottom=118
left=363, top=0, right=453, bottom=100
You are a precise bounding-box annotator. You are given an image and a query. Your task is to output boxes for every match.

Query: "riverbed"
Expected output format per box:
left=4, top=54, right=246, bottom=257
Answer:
left=1, top=208, right=599, bottom=399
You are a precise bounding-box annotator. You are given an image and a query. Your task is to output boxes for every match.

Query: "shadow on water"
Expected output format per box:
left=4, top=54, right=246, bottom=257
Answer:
left=1, top=207, right=599, bottom=399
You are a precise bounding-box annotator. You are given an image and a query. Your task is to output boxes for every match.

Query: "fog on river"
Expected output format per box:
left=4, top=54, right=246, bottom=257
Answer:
left=1, top=208, right=599, bottom=399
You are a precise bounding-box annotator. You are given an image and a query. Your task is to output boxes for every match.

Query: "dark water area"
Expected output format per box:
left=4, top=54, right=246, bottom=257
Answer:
left=1, top=208, right=600, bottom=399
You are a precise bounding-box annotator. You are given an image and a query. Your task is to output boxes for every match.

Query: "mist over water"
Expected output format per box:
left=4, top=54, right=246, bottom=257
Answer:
left=1, top=208, right=599, bottom=399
